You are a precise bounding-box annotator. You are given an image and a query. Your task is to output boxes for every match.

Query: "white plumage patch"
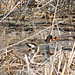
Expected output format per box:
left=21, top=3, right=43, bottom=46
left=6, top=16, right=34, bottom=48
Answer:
left=28, top=44, right=35, bottom=48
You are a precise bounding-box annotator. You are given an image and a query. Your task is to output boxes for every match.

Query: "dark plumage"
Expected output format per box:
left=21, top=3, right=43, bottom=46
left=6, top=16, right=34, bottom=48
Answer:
left=26, top=35, right=55, bottom=54
left=26, top=35, right=54, bottom=48
left=45, top=35, right=53, bottom=43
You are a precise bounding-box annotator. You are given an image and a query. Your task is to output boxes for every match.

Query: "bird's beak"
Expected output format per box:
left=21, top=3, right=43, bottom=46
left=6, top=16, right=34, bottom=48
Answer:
left=52, top=37, right=55, bottom=41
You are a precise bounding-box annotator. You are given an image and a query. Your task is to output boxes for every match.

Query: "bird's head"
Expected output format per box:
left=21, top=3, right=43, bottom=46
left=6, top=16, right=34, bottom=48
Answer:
left=50, top=34, right=55, bottom=41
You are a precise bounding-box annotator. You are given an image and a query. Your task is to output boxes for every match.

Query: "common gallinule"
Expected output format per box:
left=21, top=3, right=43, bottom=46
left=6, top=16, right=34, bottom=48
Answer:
left=26, top=35, right=55, bottom=54
left=26, top=35, right=54, bottom=48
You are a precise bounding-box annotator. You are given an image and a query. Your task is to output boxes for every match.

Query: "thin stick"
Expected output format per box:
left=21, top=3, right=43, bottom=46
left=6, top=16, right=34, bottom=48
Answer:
left=0, top=0, right=23, bottom=22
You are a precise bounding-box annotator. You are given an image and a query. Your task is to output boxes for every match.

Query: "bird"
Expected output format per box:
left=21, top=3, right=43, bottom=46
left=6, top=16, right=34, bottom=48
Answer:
left=26, top=35, right=55, bottom=55
left=26, top=34, right=54, bottom=48
left=26, top=43, right=54, bottom=55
